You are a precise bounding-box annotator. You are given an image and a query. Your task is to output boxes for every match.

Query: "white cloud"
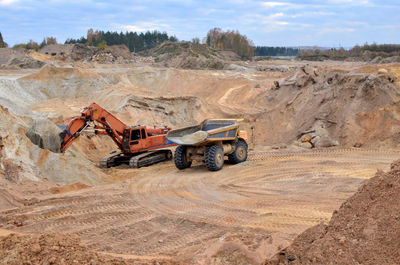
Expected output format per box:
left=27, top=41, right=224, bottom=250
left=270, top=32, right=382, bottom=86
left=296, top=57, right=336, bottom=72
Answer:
left=338, top=21, right=368, bottom=27
left=0, top=0, right=19, bottom=5
left=246, top=13, right=291, bottom=33
left=127, top=6, right=146, bottom=11
left=328, top=0, right=369, bottom=5
left=275, top=21, right=289, bottom=25
left=197, top=8, right=216, bottom=15
left=116, top=22, right=170, bottom=32
left=374, top=25, right=400, bottom=29
left=260, top=1, right=289, bottom=8
left=243, top=12, right=291, bottom=32
left=289, top=11, right=335, bottom=18
left=321, top=27, right=355, bottom=33
left=268, top=12, right=285, bottom=19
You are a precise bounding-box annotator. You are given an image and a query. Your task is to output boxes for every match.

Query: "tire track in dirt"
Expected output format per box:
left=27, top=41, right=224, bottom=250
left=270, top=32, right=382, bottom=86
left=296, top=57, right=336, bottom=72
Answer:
left=0, top=149, right=398, bottom=257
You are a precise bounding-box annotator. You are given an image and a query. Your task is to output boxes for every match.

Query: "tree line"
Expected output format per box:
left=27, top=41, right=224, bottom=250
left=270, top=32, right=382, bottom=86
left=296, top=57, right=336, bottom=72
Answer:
left=65, top=29, right=178, bottom=52
left=254, top=46, right=298, bottom=56
left=205, top=28, right=254, bottom=59
left=298, top=43, right=400, bottom=59
left=3, top=29, right=399, bottom=59
left=7, top=36, right=57, bottom=50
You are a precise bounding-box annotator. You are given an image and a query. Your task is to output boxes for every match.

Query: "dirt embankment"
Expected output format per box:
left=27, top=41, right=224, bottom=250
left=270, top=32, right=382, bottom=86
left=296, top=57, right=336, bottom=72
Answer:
left=115, top=64, right=400, bottom=149
left=254, top=65, right=400, bottom=148
left=0, top=232, right=180, bottom=265
left=0, top=104, right=108, bottom=185
left=0, top=48, right=44, bottom=69
left=26, top=119, right=65, bottom=153
left=265, top=159, right=400, bottom=265
left=142, top=41, right=228, bottom=69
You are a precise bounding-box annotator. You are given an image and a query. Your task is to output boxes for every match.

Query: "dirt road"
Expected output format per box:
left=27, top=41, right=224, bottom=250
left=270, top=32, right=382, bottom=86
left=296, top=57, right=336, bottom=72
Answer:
left=0, top=148, right=397, bottom=264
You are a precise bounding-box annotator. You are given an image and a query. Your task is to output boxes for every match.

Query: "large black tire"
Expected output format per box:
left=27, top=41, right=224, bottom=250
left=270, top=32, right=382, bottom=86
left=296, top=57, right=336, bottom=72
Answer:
left=174, top=145, right=192, bottom=170
left=205, top=145, right=224, bottom=171
left=228, top=140, right=248, bottom=164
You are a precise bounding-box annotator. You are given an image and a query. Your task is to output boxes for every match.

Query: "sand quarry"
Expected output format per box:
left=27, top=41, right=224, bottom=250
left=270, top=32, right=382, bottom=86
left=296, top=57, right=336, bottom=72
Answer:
left=0, top=52, right=400, bottom=264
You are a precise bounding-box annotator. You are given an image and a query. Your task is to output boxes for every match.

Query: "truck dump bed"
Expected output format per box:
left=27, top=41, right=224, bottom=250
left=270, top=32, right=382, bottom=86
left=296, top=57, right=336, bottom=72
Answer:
left=166, top=119, right=239, bottom=145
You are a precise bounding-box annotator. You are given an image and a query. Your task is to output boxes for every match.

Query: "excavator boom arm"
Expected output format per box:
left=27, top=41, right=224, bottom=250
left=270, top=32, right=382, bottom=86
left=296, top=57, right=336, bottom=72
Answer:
left=60, top=102, right=127, bottom=152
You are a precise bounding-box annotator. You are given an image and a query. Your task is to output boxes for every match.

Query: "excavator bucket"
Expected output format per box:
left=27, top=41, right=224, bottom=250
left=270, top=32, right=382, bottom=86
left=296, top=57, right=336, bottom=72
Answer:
left=26, top=119, right=66, bottom=153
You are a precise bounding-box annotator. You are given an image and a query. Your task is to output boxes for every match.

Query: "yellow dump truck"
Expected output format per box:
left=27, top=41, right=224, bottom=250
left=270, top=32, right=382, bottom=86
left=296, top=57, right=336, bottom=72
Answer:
left=166, top=119, right=248, bottom=171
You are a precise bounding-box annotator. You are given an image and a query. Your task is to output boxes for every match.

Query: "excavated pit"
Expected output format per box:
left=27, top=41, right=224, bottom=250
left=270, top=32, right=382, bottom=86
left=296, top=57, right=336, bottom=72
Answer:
left=26, top=119, right=65, bottom=153
left=1, top=61, right=400, bottom=264
left=3, top=63, right=400, bottom=185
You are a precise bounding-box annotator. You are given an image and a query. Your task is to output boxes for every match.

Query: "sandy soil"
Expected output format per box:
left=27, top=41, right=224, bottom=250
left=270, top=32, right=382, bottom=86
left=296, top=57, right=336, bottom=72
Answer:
left=0, top=147, right=397, bottom=264
left=1, top=57, right=400, bottom=264
left=265, top=159, right=400, bottom=265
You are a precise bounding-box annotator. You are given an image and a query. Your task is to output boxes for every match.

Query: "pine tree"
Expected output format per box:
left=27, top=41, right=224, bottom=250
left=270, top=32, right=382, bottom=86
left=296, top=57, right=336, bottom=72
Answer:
left=0, top=32, right=7, bottom=48
left=40, top=38, right=46, bottom=48
left=65, top=29, right=178, bottom=52
left=46, top=37, right=57, bottom=45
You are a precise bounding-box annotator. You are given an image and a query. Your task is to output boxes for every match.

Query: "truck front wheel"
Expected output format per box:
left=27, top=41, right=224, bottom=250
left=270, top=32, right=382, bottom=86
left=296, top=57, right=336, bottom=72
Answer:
left=228, top=140, right=248, bottom=164
left=174, top=145, right=192, bottom=170
left=205, top=145, right=224, bottom=171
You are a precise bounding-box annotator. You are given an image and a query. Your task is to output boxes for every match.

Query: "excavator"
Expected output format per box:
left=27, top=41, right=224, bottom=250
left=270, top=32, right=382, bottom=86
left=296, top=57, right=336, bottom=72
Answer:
left=59, top=102, right=176, bottom=168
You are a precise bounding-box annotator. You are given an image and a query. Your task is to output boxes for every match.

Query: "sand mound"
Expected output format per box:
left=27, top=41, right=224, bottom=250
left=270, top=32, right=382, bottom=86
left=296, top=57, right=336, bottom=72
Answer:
left=381, top=56, right=400, bottom=64
left=265, top=159, right=400, bottom=265
left=0, top=48, right=48, bottom=69
left=0, top=233, right=126, bottom=265
left=0, top=106, right=108, bottom=185
left=49, top=182, right=91, bottom=194
left=93, top=45, right=133, bottom=63
left=19, top=64, right=107, bottom=99
left=121, top=95, right=204, bottom=126
left=256, top=65, right=400, bottom=147
left=71, top=43, right=97, bottom=61
left=145, top=41, right=226, bottom=69
left=0, top=233, right=181, bottom=265
left=8, top=57, right=44, bottom=69
left=105, top=44, right=133, bottom=60
left=26, top=119, right=65, bottom=153
left=0, top=48, right=28, bottom=66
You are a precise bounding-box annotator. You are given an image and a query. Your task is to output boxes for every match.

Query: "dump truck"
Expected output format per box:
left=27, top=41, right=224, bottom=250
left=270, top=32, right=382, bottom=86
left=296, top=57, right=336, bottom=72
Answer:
left=58, top=102, right=176, bottom=168
left=166, top=119, right=248, bottom=171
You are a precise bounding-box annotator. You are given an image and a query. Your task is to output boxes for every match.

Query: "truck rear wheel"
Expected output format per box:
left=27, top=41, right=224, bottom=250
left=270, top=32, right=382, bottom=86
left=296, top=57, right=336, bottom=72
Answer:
left=205, top=145, right=224, bottom=171
left=174, top=145, right=192, bottom=170
left=228, top=140, right=248, bottom=164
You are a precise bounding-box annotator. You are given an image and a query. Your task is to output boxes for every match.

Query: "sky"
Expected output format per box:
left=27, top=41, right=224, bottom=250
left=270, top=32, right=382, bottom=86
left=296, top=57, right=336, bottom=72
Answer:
left=0, top=0, right=399, bottom=47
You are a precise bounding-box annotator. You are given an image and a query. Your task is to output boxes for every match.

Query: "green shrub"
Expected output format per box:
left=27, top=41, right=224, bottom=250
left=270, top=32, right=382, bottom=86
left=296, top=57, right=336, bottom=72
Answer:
left=97, top=40, right=107, bottom=50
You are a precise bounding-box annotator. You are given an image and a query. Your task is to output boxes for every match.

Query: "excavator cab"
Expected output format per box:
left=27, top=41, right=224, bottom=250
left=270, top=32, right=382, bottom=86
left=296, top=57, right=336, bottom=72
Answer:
left=122, top=127, right=148, bottom=152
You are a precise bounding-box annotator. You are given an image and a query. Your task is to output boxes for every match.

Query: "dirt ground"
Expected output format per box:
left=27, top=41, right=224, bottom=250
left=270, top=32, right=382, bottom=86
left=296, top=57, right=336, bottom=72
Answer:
left=265, top=158, right=400, bottom=265
left=1, top=56, right=400, bottom=264
left=0, top=147, right=398, bottom=264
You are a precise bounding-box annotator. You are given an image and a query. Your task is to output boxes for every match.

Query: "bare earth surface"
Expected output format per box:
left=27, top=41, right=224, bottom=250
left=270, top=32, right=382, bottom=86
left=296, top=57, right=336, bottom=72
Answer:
left=265, top=159, right=400, bottom=265
left=1, top=55, right=400, bottom=264
left=0, top=147, right=397, bottom=264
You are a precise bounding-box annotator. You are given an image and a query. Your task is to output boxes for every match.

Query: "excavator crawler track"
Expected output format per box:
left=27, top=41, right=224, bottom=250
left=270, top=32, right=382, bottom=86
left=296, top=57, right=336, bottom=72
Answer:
left=99, top=152, right=124, bottom=168
left=129, top=150, right=172, bottom=168
left=100, top=150, right=172, bottom=168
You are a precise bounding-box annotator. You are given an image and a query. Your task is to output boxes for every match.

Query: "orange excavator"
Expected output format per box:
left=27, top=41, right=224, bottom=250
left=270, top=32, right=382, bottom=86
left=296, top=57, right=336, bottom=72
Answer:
left=59, top=102, right=176, bottom=168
